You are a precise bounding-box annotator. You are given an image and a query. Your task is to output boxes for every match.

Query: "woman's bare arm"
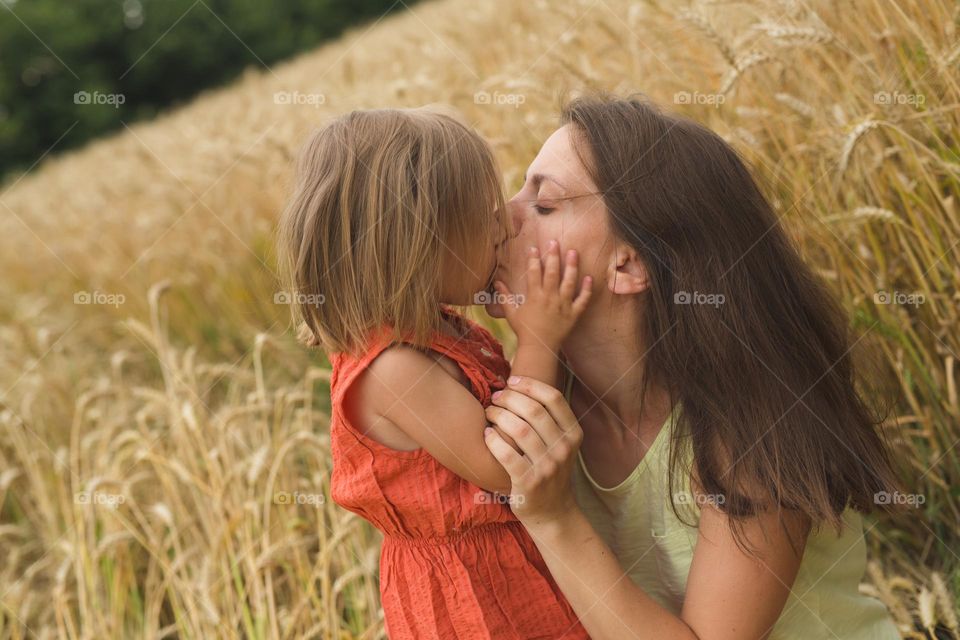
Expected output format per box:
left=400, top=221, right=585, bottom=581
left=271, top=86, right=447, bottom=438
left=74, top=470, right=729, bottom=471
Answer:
left=518, top=499, right=808, bottom=639
left=484, top=375, right=810, bottom=640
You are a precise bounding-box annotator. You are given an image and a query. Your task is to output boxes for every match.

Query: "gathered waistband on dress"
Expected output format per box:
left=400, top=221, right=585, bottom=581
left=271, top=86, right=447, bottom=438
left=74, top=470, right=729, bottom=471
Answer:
left=381, top=520, right=525, bottom=547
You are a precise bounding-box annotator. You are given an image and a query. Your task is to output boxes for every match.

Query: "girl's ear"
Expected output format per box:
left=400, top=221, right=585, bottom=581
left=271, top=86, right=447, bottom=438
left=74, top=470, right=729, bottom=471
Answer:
left=607, top=243, right=650, bottom=295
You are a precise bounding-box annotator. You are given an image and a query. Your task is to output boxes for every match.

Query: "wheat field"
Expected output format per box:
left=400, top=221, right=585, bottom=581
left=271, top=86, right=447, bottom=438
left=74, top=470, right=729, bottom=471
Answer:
left=0, top=0, right=957, bottom=637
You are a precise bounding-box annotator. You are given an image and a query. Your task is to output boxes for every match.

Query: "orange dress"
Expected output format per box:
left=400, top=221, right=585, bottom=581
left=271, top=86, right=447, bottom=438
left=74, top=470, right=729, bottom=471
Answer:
left=329, top=309, right=589, bottom=640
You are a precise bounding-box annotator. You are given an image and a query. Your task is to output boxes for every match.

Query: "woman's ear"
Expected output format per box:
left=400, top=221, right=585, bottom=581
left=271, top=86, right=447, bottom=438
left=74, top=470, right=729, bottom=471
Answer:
left=607, top=243, right=650, bottom=295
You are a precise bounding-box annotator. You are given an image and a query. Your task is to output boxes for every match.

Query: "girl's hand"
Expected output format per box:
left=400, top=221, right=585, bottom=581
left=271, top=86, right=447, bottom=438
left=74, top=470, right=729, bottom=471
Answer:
left=483, top=375, right=584, bottom=526
left=494, top=240, right=592, bottom=351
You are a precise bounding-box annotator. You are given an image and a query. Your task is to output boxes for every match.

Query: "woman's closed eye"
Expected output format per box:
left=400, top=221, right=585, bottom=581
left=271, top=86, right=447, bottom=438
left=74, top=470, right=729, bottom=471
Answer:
left=533, top=203, right=555, bottom=215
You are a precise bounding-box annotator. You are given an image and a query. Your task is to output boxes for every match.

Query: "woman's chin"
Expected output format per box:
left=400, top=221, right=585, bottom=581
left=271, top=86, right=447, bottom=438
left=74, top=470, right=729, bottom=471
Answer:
left=478, top=284, right=506, bottom=317
left=478, top=275, right=507, bottom=317
left=484, top=300, right=505, bottom=318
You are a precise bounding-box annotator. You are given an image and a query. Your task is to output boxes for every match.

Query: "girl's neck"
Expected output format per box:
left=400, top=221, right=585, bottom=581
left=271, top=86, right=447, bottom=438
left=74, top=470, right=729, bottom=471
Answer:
left=438, top=306, right=465, bottom=339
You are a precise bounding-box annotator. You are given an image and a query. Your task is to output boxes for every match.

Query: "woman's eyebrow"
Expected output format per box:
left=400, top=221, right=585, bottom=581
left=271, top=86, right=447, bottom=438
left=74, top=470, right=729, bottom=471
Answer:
left=525, top=172, right=566, bottom=190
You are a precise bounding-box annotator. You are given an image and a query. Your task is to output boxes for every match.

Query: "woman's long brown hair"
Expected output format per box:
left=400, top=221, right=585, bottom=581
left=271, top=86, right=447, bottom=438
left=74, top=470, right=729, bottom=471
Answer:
left=561, top=94, right=904, bottom=552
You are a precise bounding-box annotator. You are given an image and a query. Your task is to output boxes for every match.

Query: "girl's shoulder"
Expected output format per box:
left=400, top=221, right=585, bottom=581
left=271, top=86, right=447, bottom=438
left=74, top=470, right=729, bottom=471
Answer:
left=328, top=328, right=392, bottom=389
left=330, top=309, right=505, bottom=398
left=331, top=307, right=502, bottom=361
left=328, top=329, right=460, bottom=456
left=327, top=310, right=506, bottom=456
left=328, top=309, right=510, bottom=435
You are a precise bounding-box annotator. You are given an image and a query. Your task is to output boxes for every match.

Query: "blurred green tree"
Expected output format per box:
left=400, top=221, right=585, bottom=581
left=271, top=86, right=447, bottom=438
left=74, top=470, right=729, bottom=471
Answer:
left=0, top=0, right=415, bottom=180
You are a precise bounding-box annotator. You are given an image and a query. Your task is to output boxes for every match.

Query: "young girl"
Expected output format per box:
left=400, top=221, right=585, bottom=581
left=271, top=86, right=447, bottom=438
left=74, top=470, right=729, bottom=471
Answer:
left=278, top=108, right=593, bottom=639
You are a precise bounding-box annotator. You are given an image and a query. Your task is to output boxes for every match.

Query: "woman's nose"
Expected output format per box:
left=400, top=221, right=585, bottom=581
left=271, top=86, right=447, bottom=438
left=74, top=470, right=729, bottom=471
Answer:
left=507, top=197, right=524, bottom=238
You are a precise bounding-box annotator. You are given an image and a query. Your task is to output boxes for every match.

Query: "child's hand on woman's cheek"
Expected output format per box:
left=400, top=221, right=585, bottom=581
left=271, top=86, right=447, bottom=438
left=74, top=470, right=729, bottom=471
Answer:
left=493, top=239, right=592, bottom=350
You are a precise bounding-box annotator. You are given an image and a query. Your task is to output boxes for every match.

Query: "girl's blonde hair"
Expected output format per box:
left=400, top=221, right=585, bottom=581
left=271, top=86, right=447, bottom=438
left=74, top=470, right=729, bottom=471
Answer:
left=277, top=108, right=505, bottom=355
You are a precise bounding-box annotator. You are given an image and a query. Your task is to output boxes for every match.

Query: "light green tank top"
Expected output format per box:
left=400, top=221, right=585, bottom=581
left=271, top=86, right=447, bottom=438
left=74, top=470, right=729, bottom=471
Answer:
left=571, top=402, right=901, bottom=639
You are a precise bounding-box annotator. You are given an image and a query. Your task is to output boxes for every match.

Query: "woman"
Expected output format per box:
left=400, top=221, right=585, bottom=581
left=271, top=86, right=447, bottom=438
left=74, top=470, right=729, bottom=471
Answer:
left=482, top=95, right=904, bottom=639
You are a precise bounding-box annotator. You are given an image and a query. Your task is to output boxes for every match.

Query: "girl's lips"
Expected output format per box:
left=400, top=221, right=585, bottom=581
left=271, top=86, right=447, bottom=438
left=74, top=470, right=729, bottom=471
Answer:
left=481, top=267, right=505, bottom=310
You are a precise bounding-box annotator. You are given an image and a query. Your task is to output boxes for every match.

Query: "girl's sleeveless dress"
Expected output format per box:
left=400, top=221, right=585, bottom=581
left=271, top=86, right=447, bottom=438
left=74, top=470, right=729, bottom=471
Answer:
left=329, top=309, right=589, bottom=640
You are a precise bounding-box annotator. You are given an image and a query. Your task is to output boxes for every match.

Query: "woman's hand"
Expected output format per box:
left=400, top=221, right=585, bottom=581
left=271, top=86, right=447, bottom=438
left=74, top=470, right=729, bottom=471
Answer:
left=485, top=376, right=810, bottom=640
left=483, top=375, right=583, bottom=526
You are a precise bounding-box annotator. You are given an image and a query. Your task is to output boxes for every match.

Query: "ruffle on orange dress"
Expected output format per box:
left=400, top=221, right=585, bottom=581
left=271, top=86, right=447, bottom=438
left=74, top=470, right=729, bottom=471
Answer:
left=329, top=309, right=589, bottom=639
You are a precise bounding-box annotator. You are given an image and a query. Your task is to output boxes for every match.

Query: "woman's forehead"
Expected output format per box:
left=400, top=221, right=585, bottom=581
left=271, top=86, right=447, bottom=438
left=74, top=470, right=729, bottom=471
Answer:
left=528, top=125, right=596, bottom=194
